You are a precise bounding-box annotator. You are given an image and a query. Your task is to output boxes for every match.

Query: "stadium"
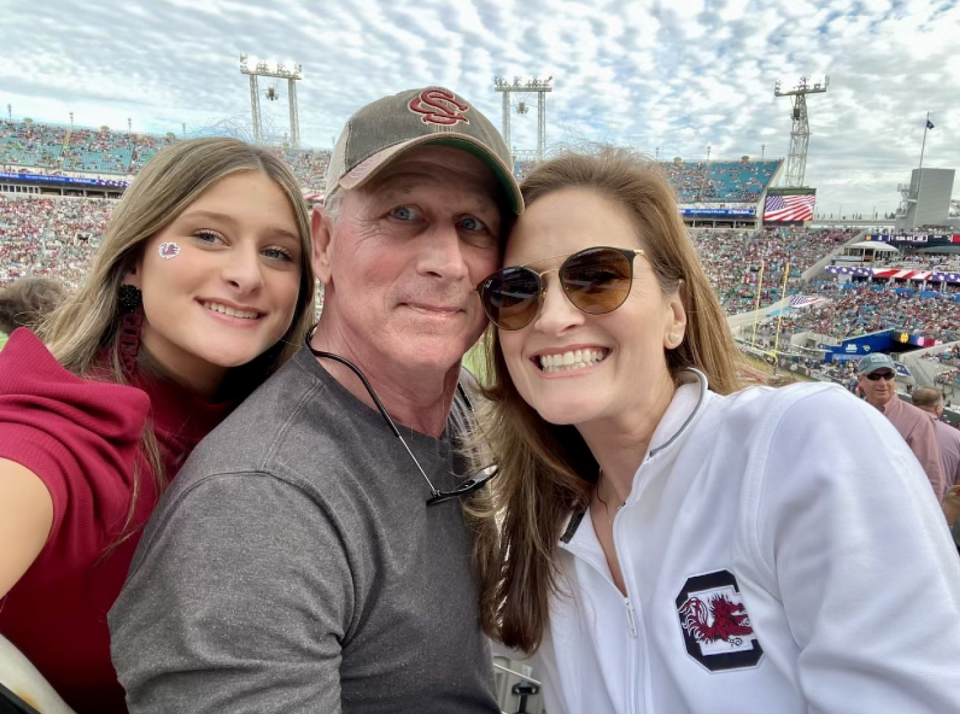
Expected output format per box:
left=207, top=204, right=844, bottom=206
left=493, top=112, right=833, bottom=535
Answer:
left=3, top=58, right=960, bottom=714
left=4, top=90, right=960, bottom=411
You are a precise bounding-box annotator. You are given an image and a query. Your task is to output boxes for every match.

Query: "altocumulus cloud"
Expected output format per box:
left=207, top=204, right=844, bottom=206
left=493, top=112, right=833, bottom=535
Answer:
left=1, top=0, right=958, bottom=215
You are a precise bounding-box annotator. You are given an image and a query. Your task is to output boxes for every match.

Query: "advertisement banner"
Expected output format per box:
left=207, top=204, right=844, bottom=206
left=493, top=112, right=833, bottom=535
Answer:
left=680, top=207, right=756, bottom=217
left=0, top=171, right=129, bottom=188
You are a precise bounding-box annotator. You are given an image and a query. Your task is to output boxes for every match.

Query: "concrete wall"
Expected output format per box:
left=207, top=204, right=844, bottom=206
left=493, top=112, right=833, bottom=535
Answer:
left=897, top=168, right=956, bottom=230
left=900, top=339, right=960, bottom=388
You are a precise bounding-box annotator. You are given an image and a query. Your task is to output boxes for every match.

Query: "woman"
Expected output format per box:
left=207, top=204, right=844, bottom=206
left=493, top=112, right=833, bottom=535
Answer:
left=470, top=148, right=960, bottom=713
left=0, top=138, right=315, bottom=713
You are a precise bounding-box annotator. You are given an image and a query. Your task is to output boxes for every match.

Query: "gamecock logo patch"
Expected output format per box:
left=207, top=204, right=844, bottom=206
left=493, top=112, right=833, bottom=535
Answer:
left=408, top=88, right=471, bottom=126
left=675, top=570, right=764, bottom=672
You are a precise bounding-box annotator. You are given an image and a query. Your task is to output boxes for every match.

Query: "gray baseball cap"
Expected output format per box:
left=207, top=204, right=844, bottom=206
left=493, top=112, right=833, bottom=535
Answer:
left=857, top=353, right=897, bottom=375
left=325, top=87, right=523, bottom=215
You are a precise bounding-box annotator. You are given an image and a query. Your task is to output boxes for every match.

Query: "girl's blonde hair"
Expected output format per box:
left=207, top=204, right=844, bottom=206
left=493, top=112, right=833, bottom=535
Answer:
left=36, top=137, right=315, bottom=540
left=470, top=147, right=744, bottom=654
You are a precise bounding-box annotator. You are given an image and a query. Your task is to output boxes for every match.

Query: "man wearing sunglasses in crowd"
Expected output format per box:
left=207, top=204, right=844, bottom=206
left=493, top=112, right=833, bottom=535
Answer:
left=109, top=87, right=522, bottom=713
left=857, top=353, right=945, bottom=499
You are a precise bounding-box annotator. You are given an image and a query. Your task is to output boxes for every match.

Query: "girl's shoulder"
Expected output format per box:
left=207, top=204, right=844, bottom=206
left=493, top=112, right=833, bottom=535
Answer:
left=0, top=329, right=153, bottom=566
left=0, top=327, right=150, bottom=414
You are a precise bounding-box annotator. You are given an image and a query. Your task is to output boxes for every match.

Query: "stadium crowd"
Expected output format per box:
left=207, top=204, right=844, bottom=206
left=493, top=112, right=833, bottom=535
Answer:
left=765, top=285, right=960, bottom=343
left=4, top=121, right=789, bottom=205
left=660, top=158, right=780, bottom=202
left=928, top=346, right=960, bottom=369
left=693, top=227, right=857, bottom=314
left=5, top=134, right=960, bottom=375
left=0, top=121, right=331, bottom=191
left=0, top=196, right=106, bottom=288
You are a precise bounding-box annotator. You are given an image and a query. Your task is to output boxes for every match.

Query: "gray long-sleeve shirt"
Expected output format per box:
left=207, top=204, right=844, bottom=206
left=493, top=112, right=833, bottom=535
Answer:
left=109, top=347, right=497, bottom=714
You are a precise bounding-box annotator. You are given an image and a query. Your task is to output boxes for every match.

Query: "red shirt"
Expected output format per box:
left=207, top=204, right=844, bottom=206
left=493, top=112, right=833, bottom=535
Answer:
left=0, top=329, right=232, bottom=713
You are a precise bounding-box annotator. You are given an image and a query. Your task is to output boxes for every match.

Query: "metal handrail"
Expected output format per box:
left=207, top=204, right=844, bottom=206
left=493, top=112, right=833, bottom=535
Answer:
left=493, top=660, right=541, bottom=686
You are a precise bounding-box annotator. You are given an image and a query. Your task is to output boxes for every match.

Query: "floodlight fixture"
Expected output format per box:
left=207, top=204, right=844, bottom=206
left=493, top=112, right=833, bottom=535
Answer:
left=493, top=74, right=554, bottom=161
left=774, top=74, right=829, bottom=187
left=240, top=53, right=304, bottom=146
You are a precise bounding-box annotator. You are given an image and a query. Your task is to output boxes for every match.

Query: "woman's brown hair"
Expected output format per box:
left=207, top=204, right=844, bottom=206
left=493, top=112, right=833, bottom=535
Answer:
left=469, top=146, right=744, bottom=654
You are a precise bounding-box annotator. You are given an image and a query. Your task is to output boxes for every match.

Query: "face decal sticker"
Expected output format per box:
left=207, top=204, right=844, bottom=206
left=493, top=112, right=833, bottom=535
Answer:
left=158, top=242, right=181, bottom=260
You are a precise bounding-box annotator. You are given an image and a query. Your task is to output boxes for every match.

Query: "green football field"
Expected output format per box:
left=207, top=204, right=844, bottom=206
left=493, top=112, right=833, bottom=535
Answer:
left=463, top=341, right=489, bottom=385
left=0, top=332, right=7, bottom=353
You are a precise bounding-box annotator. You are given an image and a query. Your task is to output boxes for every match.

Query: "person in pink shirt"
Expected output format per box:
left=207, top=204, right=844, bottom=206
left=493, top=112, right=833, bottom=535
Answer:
left=857, top=354, right=945, bottom=498
left=912, top=386, right=960, bottom=494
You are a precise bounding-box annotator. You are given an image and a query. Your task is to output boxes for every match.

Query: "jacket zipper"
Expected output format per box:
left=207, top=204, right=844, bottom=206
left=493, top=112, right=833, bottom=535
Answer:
left=624, top=597, right=639, bottom=638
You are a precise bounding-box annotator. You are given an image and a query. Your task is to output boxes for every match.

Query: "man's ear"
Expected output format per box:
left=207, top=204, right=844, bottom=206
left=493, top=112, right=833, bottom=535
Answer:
left=311, top=208, right=334, bottom=285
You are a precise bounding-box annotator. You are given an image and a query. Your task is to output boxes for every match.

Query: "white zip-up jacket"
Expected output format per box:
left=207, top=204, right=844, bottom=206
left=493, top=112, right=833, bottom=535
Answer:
left=536, top=375, right=960, bottom=714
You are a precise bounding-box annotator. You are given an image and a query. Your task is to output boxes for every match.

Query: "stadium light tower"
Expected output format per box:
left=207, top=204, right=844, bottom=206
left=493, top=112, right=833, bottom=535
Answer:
left=774, top=75, right=829, bottom=187
left=239, top=54, right=303, bottom=147
left=494, top=76, right=553, bottom=161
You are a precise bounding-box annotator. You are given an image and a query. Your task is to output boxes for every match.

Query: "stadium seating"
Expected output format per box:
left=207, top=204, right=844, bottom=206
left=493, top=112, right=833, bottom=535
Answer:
left=514, top=159, right=537, bottom=180
left=513, top=156, right=780, bottom=204
left=0, top=121, right=67, bottom=169
left=9, top=191, right=960, bottom=401
left=0, top=195, right=109, bottom=287
left=660, top=159, right=780, bottom=203
left=693, top=227, right=856, bottom=314
left=4, top=121, right=784, bottom=206
left=0, top=194, right=855, bottom=320
left=279, top=148, right=330, bottom=189
left=757, top=284, right=960, bottom=343
left=0, top=121, right=333, bottom=190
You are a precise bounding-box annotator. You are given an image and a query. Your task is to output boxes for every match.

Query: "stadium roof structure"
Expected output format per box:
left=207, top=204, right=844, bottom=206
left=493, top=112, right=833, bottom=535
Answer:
left=847, top=241, right=899, bottom=251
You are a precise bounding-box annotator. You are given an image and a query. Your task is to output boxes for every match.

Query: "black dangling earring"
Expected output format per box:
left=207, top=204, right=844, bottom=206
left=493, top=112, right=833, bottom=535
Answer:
left=117, top=284, right=143, bottom=375
left=118, top=284, right=142, bottom=313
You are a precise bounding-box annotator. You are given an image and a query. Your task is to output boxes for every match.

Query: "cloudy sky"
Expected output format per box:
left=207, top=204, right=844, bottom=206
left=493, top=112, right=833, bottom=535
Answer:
left=2, top=0, right=958, bottom=216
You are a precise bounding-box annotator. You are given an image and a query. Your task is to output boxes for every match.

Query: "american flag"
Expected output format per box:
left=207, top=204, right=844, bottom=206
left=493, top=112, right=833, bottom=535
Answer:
left=764, top=193, right=816, bottom=222
left=788, top=294, right=825, bottom=308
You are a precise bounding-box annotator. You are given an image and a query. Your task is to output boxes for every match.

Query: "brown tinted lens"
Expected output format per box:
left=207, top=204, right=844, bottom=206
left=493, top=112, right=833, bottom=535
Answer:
left=479, top=267, right=542, bottom=330
left=560, top=248, right=633, bottom=314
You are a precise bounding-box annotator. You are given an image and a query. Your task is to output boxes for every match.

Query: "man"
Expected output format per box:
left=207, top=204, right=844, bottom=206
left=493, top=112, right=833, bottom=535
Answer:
left=109, top=87, right=523, bottom=713
left=857, top=353, right=945, bottom=499
left=912, top=385, right=960, bottom=495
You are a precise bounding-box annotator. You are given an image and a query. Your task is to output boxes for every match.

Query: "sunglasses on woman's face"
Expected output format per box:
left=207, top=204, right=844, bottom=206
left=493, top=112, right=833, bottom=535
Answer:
left=476, top=246, right=647, bottom=331
left=865, top=371, right=896, bottom=381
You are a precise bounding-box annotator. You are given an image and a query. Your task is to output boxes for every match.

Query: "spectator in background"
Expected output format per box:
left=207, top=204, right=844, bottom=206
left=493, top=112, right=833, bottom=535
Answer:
left=0, top=277, right=65, bottom=335
left=912, top=386, right=960, bottom=494
left=858, top=354, right=945, bottom=499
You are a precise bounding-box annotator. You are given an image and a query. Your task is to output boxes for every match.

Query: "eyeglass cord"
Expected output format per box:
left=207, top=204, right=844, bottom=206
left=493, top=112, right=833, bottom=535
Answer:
left=305, top=343, right=443, bottom=499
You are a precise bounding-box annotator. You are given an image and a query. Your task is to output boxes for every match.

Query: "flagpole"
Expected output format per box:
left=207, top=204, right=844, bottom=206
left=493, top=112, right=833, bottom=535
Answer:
left=751, top=261, right=765, bottom=349
left=916, top=112, right=930, bottom=229
left=919, top=111, right=930, bottom=169
left=773, top=262, right=791, bottom=356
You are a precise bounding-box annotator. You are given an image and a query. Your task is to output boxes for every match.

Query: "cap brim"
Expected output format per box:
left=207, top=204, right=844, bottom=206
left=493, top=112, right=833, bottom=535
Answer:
left=336, top=134, right=523, bottom=215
